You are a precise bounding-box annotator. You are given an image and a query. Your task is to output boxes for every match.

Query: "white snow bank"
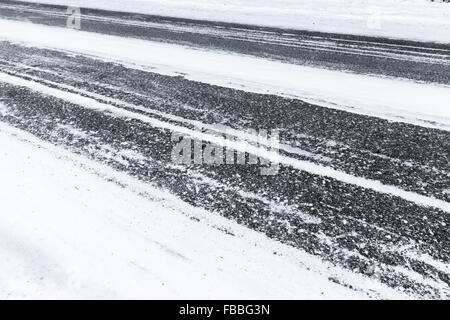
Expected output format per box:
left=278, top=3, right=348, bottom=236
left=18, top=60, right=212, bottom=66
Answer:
left=0, top=122, right=407, bottom=299
left=1, top=19, right=449, bottom=130
left=15, top=0, right=450, bottom=43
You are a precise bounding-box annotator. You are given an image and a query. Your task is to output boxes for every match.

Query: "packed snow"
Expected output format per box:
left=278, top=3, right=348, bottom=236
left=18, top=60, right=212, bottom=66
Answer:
left=16, top=0, right=450, bottom=43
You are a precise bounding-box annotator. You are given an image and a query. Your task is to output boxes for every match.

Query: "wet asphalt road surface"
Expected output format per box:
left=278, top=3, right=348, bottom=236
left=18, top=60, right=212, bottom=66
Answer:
left=0, top=0, right=449, bottom=298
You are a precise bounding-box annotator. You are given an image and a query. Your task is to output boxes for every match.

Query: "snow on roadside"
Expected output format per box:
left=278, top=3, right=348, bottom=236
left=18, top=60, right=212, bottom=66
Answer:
left=15, top=0, right=450, bottom=43
left=0, top=121, right=409, bottom=299
left=1, top=19, right=449, bottom=131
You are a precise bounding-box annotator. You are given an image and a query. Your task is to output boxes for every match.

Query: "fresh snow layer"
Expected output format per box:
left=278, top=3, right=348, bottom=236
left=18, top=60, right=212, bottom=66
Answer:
left=15, top=0, right=450, bottom=44
left=0, top=123, right=408, bottom=299
left=0, top=19, right=449, bottom=130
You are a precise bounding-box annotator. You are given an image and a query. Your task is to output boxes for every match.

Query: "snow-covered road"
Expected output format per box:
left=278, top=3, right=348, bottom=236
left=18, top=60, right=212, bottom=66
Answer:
left=1, top=19, right=449, bottom=130
left=0, top=1, right=449, bottom=299
left=3, top=123, right=400, bottom=299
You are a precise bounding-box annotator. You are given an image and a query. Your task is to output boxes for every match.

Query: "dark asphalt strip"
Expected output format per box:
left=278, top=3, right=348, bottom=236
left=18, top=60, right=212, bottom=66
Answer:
left=0, top=41, right=448, bottom=202
left=0, top=45, right=448, bottom=298
left=0, top=0, right=449, bottom=84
